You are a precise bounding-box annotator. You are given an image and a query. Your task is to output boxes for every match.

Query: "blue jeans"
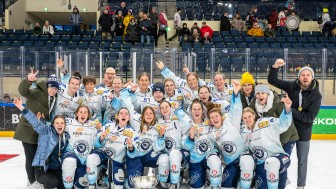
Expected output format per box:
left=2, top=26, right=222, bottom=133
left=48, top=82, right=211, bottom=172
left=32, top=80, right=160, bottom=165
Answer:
left=141, top=35, right=150, bottom=44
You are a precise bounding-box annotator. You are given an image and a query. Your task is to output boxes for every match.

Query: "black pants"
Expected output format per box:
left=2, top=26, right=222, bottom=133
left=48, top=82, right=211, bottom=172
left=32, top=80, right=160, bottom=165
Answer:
left=151, top=26, right=158, bottom=47
left=22, top=142, right=38, bottom=184
left=169, top=29, right=180, bottom=41
left=35, top=167, right=65, bottom=189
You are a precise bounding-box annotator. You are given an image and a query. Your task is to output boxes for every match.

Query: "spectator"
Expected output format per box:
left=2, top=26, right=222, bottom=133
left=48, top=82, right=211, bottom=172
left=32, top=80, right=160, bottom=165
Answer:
left=139, top=13, right=152, bottom=44
left=190, top=22, right=200, bottom=34
left=278, top=7, right=288, bottom=32
left=116, top=1, right=128, bottom=18
left=123, top=10, right=134, bottom=36
left=158, top=9, right=168, bottom=41
left=69, top=6, right=83, bottom=35
left=264, top=24, right=276, bottom=37
left=268, top=10, right=278, bottom=30
left=289, top=10, right=300, bottom=31
left=126, top=18, right=138, bottom=45
left=320, top=8, right=334, bottom=38
left=42, top=21, right=54, bottom=36
left=231, top=13, right=244, bottom=32
left=149, top=7, right=159, bottom=47
left=190, top=28, right=201, bottom=44
left=245, top=6, right=258, bottom=29
left=98, top=8, right=113, bottom=40
left=14, top=70, right=59, bottom=186
left=3, top=93, right=10, bottom=103
left=268, top=59, right=322, bottom=189
left=247, top=22, right=264, bottom=37
left=220, top=12, right=231, bottom=31
left=168, top=8, right=182, bottom=41
left=137, top=11, right=144, bottom=36
left=114, top=11, right=124, bottom=37
left=179, top=23, right=191, bottom=46
left=200, top=22, right=214, bottom=40
left=33, top=23, right=42, bottom=36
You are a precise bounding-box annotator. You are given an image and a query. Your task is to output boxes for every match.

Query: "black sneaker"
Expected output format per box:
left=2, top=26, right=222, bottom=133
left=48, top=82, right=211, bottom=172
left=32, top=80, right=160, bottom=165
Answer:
left=156, top=182, right=168, bottom=189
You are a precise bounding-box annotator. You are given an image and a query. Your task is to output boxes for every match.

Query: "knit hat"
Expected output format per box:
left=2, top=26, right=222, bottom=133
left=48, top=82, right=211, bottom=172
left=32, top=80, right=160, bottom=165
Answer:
left=241, top=72, right=255, bottom=85
left=46, top=75, right=59, bottom=89
left=152, top=82, right=165, bottom=95
left=323, top=8, right=328, bottom=13
left=298, top=66, right=314, bottom=78
left=255, top=84, right=270, bottom=95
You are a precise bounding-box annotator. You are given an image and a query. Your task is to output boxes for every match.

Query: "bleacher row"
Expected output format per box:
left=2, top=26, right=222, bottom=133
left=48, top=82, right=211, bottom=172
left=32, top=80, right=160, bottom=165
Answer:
left=181, top=30, right=336, bottom=52
left=0, top=29, right=155, bottom=51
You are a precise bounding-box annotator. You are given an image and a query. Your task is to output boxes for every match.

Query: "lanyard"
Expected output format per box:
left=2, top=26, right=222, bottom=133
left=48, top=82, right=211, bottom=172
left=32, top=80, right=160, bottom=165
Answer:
left=298, top=90, right=303, bottom=111
left=49, top=96, right=56, bottom=115
left=245, top=96, right=251, bottom=106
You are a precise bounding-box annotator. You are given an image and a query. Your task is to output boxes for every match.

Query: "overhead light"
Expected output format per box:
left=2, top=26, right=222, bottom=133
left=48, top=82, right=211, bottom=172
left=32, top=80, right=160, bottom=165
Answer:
left=228, top=3, right=232, bottom=8
left=218, top=2, right=223, bottom=6
left=82, top=8, right=87, bottom=12
left=43, top=8, right=48, bottom=12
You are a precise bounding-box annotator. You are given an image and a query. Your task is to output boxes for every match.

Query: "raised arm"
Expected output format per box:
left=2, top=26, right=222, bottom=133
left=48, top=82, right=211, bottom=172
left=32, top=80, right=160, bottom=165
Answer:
left=227, top=80, right=243, bottom=127
left=268, top=59, right=292, bottom=91
left=274, top=94, right=293, bottom=133
left=18, top=69, right=40, bottom=98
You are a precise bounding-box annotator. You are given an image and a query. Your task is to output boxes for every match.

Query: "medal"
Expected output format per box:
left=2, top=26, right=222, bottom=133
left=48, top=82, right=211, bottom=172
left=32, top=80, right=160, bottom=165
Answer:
left=298, top=106, right=302, bottom=111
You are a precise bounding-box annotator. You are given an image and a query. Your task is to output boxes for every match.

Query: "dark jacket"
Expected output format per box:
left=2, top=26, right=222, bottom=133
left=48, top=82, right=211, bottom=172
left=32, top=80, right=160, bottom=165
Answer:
left=240, top=90, right=255, bottom=109
left=98, top=13, right=114, bottom=32
left=139, top=19, right=152, bottom=35
left=33, top=26, right=42, bottom=35
left=268, top=67, right=322, bottom=141
left=220, top=15, right=231, bottom=31
left=14, top=79, right=49, bottom=144
left=69, top=13, right=83, bottom=26
left=127, top=23, right=138, bottom=42
left=22, top=109, right=69, bottom=172
left=114, top=16, right=124, bottom=36
left=249, top=90, right=299, bottom=145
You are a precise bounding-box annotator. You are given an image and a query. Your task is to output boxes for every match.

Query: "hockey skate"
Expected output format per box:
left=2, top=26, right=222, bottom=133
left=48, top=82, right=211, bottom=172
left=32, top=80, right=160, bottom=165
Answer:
left=88, top=184, right=96, bottom=189
left=210, top=187, right=220, bottom=189
left=156, top=182, right=169, bottom=189
left=169, top=184, right=178, bottom=189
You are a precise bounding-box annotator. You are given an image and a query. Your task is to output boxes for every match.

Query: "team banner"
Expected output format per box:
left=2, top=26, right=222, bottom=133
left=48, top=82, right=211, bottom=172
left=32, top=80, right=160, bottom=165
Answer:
left=0, top=103, right=22, bottom=132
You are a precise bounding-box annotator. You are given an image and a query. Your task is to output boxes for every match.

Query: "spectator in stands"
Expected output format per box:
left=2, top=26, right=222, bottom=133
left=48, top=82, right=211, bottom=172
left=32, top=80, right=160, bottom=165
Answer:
left=116, top=1, right=128, bottom=18
left=123, top=10, right=134, bottom=36
left=190, top=28, right=201, bottom=44
left=126, top=18, right=138, bottom=45
left=200, top=21, right=214, bottom=40
left=220, top=12, right=231, bottom=31
left=3, top=93, right=10, bottom=103
left=114, top=11, right=124, bottom=37
left=231, top=13, right=244, bottom=32
left=33, top=23, right=42, bottom=36
left=247, top=22, right=264, bottom=37
left=168, top=8, right=182, bottom=41
left=264, top=24, right=276, bottom=37
left=42, top=21, right=54, bottom=36
left=278, top=7, right=288, bottom=32
left=268, top=10, right=278, bottom=30
left=69, top=6, right=82, bottom=35
left=139, top=13, right=152, bottom=44
left=245, top=6, right=258, bottom=29
left=98, top=8, right=114, bottom=40
left=149, top=7, right=159, bottom=47
left=158, top=9, right=168, bottom=41
left=179, top=23, right=191, bottom=46
left=190, top=22, right=200, bottom=34
left=320, top=8, right=334, bottom=38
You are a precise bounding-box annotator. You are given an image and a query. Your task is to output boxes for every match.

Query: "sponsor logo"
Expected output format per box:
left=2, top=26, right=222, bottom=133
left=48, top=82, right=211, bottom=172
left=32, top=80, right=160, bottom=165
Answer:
left=64, top=176, right=73, bottom=183
left=244, top=173, right=250, bottom=178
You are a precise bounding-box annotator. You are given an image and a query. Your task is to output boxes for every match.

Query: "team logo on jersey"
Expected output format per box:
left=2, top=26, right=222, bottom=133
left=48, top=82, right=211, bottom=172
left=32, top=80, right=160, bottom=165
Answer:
left=139, top=138, right=152, bottom=152
left=104, top=147, right=116, bottom=158
left=164, top=137, right=176, bottom=151
left=258, top=121, right=269, bottom=129
left=73, top=140, right=90, bottom=156
left=221, top=141, right=237, bottom=155
left=196, top=139, right=211, bottom=155
left=252, top=146, right=268, bottom=160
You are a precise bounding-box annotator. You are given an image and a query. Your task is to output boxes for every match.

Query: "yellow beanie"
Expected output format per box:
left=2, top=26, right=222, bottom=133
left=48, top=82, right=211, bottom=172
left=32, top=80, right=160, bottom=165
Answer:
left=323, top=8, right=328, bottom=13
left=241, top=72, right=255, bottom=85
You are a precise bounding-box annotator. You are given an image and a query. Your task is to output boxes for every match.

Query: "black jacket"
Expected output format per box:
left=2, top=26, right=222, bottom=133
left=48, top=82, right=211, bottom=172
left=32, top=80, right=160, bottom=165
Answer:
left=98, top=13, right=113, bottom=32
left=220, top=15, right=231, bottom=31
left=268, top=67, right=322, bottom=141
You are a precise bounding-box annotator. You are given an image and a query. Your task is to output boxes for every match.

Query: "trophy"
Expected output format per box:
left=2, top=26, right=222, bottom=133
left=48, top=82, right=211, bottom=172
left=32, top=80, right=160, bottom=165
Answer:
left=132, top=176, right=158, bottom=189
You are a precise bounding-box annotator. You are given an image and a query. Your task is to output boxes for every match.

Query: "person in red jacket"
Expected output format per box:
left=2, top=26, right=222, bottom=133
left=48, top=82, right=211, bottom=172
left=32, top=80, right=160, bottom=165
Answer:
left=200, top=22, right=214, bottom=39
left=158, top=9, right=168, bottom=41
left=268, top=10, right=278, bottom=30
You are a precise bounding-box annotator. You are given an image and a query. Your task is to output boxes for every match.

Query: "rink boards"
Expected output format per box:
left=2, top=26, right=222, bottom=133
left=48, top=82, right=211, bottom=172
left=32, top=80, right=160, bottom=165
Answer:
left=1, top=103, right=336, bottom=139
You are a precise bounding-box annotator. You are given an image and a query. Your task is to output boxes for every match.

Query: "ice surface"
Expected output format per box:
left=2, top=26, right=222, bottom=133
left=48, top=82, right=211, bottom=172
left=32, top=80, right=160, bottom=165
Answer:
left=0, top=138, right=335, bottom=189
